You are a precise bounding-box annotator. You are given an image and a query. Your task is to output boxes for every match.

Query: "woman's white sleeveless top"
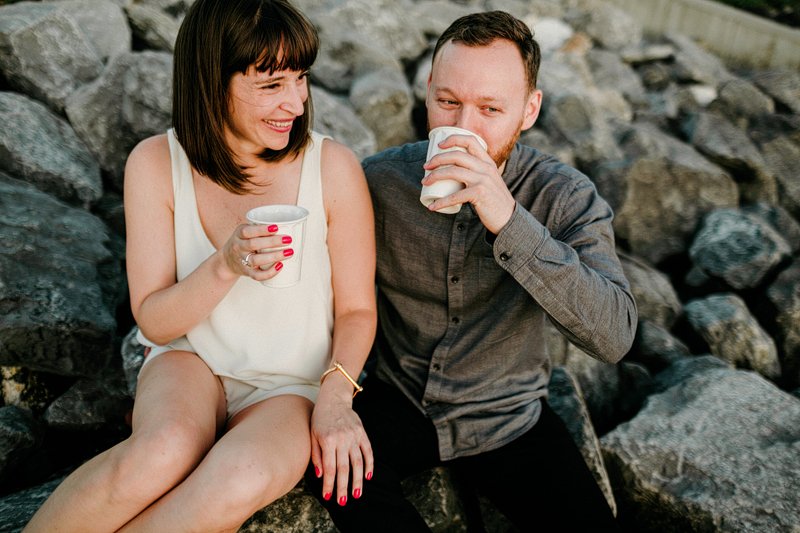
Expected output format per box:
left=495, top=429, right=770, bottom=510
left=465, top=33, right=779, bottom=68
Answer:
left=140, top=130, right=334, bottom=401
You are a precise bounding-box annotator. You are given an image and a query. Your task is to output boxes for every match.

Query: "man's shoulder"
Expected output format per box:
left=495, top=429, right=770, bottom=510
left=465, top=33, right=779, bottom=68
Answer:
left=362, top=140, right=428, bottom=177
left=513, top=143, right=594, bottom=194
left=515, top=143, right=587, bottom=180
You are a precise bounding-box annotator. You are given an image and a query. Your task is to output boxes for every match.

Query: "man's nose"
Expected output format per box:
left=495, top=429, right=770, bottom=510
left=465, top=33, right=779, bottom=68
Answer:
left=453, top=108, right=479, bottom=133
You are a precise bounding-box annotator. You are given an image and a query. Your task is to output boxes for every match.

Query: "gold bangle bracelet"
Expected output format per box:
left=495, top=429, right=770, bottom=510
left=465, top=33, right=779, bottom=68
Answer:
left=320, top=361, right=364, bottom=398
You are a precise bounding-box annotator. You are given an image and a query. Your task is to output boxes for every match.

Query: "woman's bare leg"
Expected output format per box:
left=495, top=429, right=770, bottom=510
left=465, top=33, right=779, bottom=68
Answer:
left=119, top=394, right=313, bottom=533
left=23, top=351, right=225, bottom=533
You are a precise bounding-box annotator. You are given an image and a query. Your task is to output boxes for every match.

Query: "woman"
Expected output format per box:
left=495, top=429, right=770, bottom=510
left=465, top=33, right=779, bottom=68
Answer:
left=24, top=0, right=375, bottom=531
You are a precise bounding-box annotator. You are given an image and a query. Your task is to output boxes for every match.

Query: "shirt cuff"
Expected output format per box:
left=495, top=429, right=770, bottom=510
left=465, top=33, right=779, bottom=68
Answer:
left=491, top=202, right=547, bottom=272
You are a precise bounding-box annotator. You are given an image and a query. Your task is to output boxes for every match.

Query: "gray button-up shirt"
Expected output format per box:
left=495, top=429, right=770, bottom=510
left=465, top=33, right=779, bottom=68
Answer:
left=364, top=140, right=637, bottom=460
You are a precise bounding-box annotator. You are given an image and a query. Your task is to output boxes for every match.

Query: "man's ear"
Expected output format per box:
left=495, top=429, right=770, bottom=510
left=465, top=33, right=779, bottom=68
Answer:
left=522, top=89, right=543, bottom=131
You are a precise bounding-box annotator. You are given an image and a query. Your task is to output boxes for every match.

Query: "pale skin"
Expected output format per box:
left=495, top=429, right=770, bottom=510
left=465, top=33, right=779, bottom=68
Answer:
left=24, top=65, right=375, bottom=532
left=422, top=39, right=543, bottom=234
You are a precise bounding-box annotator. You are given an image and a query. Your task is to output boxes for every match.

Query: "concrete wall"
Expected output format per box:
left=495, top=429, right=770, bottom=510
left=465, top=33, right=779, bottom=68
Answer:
left=605, top=0, right=800, bottom=71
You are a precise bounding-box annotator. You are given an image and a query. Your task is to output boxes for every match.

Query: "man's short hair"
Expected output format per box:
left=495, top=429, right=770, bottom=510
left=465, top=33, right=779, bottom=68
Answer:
left=432, top=10, right=541, bottom=92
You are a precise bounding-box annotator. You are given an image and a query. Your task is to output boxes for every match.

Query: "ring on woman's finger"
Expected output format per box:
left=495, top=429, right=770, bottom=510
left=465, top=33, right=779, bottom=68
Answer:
left=241, top=252, right=255, bottom=268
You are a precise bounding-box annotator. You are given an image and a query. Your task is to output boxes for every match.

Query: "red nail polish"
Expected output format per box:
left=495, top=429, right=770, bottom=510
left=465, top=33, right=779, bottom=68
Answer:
left=353, top=488, right=361, bottom=499
left=275, top=262, right=283, bottom=271
left=366, top=471, right=373, bottom=481
left=338, top=495, right=347, bottom=506
left=267, top=224, right=279, bottom=232
left=283, top=248, right=294, bottom=257
left=323, top=492, right=332, bottom=501
left=314, top=465, right=321, bottom=478
left=282, top=235, right=292, bottom=244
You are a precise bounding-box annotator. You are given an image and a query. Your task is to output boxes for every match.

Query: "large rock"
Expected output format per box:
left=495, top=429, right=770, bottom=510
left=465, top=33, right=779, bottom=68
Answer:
left=548, top=366, right=616, bottom=515
left=312, top=85, right=377, bottom=162
left=0, top=476, right=63, bottom=532
left=0, top=91, right=102, bottom=208
left=0, top=0, right=128, bottom=113
left=749, top=68, right=800, bottom=115
left=594, top=122, right=738, bottom=264
left=349, top=67, right=414, bottom=151
left=688, top=208, right=791, bottom=290
left=759, top=136, right=800, bottom=220
left=683, top=293, right=781, bottom=381
left=765, top=261, right=800, bottom=388
left=0, top=175, right=121, bottom=377
left=306, top=0, right=428, bottom=62
left=681, top=111, right=776, bottom=204
left=0, top=405, right=43, bottom=486
left=65, top=50, right=172, bottom=191
left=619, top=253, right=681, bottom=329
left=602, top=365, right=800, bottom=533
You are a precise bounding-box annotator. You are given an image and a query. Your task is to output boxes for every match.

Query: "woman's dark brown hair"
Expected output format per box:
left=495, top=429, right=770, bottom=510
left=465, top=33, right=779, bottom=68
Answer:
left=173, top=0, right=319, bottom=194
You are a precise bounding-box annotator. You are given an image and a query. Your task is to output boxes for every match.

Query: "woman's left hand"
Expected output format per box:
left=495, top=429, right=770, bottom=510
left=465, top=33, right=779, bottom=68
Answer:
left=310, top=389, right=373, bottom=507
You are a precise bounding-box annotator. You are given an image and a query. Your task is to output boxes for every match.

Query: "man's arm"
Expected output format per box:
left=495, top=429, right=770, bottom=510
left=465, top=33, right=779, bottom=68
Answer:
left=492, top=178, right=638, bottom=363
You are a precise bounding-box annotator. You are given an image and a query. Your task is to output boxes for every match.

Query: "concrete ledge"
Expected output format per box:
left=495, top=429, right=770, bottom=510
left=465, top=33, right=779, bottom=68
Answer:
left=605, top=0, right=800, bottom=70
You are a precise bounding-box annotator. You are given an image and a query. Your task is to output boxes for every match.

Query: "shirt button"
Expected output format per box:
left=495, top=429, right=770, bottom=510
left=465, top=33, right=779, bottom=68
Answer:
left=500, top=252, right=510, bottom=261
left=451, top=317, right=460, bottom=324
left=450, top=276, right=460, bottom=284
left=456, top=223, right=465, bottom=231
left=432, top=363, right=441, bottom=371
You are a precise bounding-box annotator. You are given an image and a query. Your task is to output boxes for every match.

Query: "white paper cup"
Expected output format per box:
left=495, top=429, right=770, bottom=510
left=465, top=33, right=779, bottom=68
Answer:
left=245, top=204, right=309, bottom=288
left=420, top=126, right=488, bottom=214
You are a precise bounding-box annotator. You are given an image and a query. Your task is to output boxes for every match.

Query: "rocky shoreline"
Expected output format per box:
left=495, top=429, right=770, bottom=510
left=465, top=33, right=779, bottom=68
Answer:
left=1, top=0, right=798, bottom=531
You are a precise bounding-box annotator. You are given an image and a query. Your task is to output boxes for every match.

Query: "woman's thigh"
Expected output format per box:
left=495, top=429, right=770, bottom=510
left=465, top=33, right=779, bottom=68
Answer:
left=133, top=350, right=226, bottom=442
left=207, top=394, right=315, bottom=504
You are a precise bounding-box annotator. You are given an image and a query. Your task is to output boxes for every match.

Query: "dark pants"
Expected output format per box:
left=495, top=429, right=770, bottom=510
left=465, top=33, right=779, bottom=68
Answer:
left=305, top=377, right=619, bottom=532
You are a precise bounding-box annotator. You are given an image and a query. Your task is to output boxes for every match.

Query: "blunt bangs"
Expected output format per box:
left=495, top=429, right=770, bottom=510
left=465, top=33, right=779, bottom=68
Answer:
left=225, top=1, right=319, bottom=78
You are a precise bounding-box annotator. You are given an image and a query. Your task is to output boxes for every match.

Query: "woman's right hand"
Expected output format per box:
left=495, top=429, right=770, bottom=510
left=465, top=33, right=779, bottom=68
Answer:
left=220, top=223, right=295, bottom=282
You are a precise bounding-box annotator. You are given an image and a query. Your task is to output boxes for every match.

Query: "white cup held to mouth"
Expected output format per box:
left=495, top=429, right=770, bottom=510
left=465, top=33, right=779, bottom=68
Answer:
left=420, top=126, right=488, bottom=215
left=245, top=204, right=309, bottom=288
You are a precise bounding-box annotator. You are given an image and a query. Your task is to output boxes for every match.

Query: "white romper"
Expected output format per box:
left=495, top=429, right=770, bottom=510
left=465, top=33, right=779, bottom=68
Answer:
left=137, top=130, right=334, bottom=417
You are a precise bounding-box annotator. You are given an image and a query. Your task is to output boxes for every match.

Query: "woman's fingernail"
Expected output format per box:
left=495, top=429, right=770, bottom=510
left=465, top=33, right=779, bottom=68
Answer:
left=282, top=235, right=292, bottom=244
left=366, top=471, right=373, bottom=481
left=314, top=465, right=321, bottom=478
left=275, top=262, right=283, bottom=271
left=353, top=488, right=361, bottom=499
left=283, top=248, right=294, bottom=257
left=323, top=492, right=332, bottom=501
left=267, top=224, right=279, bottom=232
left=338, top=496, right=347, bottom=506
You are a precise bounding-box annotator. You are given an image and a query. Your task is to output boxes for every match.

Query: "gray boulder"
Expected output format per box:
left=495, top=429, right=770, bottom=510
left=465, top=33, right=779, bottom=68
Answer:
left=0, top=175, right=120, bottom=377
left=684, top=293, right=781, bottom=380
left=765, top=261, right=800, bottom=387
left=681, top=111, right=776, bottom=204
left=602, top=365, right=800, bottom=533
left=594, top=122, right=738, bottom=264
left=124, top=3, right=180, bottom=52
left=349, top=67, right=414, bottom=151
left=0, top=91, right=102, bottom=208
left=43, top=375, right=131, bottom=431
left=630, top=320, right=691, bottom=373
left=0, top=405, right=42, bottom=486
left=619, top=252, right=681, bottom=329
left=688, top=208, right=791, bottom=290
left=312, top=85, right=377, bottom=162
left=65, top=50, right=172, bottom=191
left=759, top=136, right=800, bottom=220
left=750, top=68, right=800, bottom=115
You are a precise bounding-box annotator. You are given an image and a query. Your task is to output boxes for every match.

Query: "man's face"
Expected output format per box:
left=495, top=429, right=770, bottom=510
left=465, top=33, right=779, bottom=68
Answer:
left=426, top=39, right=542, bottom=168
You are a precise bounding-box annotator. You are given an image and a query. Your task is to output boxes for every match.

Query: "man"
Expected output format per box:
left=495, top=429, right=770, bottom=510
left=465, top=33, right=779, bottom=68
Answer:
left=307, top=10, right=637, bottom=532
